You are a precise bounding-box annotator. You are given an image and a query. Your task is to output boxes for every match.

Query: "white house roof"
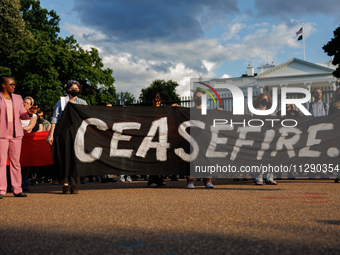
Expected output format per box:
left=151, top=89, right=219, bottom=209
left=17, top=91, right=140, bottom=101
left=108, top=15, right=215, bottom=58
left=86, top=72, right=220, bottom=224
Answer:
left=256, top=58, right=335, bottom=79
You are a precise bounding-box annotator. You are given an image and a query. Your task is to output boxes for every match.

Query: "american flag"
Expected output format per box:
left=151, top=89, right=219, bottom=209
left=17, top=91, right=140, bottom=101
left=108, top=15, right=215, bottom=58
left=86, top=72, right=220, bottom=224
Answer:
left=296, top=27, right=303, bottom=36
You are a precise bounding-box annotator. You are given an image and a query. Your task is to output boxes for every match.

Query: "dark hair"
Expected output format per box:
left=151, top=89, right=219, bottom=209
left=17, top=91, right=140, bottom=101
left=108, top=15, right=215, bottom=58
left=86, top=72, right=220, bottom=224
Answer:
left=0, top=75, right=13, bottom=92
left=37, top=110, right=43, bottom=114
left=153, top=92, right=162, bottom=101
left=253, top=93, right=272, bottom=109
left=193, top=88, right=204, bottom=98
left=65, top=80, right=82, bottom=94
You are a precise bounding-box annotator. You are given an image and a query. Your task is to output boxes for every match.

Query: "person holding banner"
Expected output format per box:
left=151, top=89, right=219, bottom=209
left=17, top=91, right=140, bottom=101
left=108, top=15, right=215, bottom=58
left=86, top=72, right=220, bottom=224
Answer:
left=147, top=92, right=167, bottom=188
left=252, top=93, right=278, bottom=185
left=0, top=75, right=39, bottom=199
left=329, top=87, right=340, bottom=183
left=46, top=80, right=87, bottom=194
left=186, top=88, right=214, bottom=189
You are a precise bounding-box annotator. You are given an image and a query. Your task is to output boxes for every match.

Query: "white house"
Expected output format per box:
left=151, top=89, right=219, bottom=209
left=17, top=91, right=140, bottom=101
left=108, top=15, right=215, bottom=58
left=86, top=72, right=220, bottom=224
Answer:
left=191, top=58, right=339, bottom=111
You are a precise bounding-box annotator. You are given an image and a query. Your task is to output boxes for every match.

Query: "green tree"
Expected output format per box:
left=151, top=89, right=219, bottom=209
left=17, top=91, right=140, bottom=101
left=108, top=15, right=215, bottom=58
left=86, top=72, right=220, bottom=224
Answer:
left=20, top=0, right=60, bottom=42
left=0, top=0, right=116, bottom=109
left=0, top=0, right=32, bottom=65
left=115, top=91, right=136, bottom=105
left=139, top=79, right=180, bottom=106
left=323, top=25, right=340, bottom=78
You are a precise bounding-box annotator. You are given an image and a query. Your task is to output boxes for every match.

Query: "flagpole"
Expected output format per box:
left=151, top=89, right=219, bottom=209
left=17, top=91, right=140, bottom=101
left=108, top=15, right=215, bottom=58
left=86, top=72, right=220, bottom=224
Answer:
left=302, top=23, right=305, bottom=61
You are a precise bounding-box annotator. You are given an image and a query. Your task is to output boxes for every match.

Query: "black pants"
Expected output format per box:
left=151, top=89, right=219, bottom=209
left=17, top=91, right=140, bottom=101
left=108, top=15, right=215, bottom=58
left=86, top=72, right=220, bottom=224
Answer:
left=62, top=176, right=80, bottom=186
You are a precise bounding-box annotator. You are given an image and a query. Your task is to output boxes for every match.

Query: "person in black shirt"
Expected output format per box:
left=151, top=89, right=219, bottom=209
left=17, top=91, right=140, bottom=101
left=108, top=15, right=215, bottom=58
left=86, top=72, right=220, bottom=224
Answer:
left=276, top=102, right=300, bottom=117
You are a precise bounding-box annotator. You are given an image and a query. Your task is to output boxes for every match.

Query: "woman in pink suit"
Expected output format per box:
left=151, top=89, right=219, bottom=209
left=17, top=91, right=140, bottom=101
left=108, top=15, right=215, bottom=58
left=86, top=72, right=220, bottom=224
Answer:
left=0, top=75, right=38, bottom=199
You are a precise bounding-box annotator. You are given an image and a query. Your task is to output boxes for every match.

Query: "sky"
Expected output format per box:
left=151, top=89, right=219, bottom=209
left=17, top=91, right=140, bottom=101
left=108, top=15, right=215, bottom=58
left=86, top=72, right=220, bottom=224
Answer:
left=39, top=0, right=340, bottom=99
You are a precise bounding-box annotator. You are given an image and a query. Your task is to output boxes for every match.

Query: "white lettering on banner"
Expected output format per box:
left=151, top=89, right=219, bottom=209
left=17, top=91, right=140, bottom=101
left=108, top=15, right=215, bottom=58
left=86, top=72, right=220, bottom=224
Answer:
left=271, top=127, right=302, bottom=158
left=230, top=127, right=261, bottom=161
left=75, top=118, right=109, bottom=163
left=110, top=122, right=141, bottom=158
left=136, top=117, right=170, bottom=161
left=257, top=129, right=275, bottom=160
left=174, top=120, right=205, bottom=162
left=73, top=117, right=338, bottom=164
left=299, top=123, right=334, bottom=157
left=206, top=125, right=234, bottom=158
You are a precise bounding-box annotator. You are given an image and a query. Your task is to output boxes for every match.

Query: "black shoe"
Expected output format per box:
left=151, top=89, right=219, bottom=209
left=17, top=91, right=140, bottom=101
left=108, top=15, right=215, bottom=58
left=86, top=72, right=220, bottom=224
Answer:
left=0, top=194, right=4, bottom=199
left=14, top=192, right=27, bottom=197
left=171, top=175, right=178, bottom=181
left=62, top=186, right=70, bottom=194
left=71, top=185, right=78, bottom=194
left=335, top=178, right=340, bottom=183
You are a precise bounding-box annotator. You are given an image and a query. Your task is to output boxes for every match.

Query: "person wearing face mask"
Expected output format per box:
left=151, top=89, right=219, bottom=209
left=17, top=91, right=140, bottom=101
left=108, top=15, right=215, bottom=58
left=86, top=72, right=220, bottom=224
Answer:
left=276, top=95, right=300, bottom=117
left=252, top=93, right=278, bottom=185
left=46, top=80, right=87, bottom=194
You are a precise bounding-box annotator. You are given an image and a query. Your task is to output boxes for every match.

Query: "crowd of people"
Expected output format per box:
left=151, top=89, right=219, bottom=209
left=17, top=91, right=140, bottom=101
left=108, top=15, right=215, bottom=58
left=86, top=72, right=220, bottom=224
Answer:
left=1, top=75, right=339, bottom=198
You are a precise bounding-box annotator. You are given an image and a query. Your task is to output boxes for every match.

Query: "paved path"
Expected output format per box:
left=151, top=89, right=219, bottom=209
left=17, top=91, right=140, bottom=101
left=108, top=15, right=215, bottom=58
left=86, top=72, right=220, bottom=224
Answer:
left=0, top=179, right=339, bottom=255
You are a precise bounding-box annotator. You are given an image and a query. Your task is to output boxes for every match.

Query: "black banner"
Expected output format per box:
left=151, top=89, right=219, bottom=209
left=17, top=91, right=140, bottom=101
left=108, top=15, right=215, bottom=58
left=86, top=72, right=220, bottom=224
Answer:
left=52, top=104, right=191, bottom=178
left=52, top=104, right=340, bottom=179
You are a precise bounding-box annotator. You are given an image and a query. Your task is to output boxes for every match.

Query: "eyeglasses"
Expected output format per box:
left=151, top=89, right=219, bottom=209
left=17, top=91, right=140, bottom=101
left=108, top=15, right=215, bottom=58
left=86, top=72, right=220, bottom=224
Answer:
left=37, top=115, right=43, bottom=118
left=7, top=83, right=16, bottom=87
left=153, top=99, right=161, bottom=103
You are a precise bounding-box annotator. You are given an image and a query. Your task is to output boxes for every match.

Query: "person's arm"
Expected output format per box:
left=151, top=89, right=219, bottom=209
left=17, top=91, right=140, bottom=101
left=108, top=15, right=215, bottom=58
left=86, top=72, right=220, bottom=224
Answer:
left=46, top=100, right=61, bottom=145
left=37, top=123, right=43, bottom=132
left=46, top=123, right=56, bottom=145
left=23, top=116, right=37, bottom=132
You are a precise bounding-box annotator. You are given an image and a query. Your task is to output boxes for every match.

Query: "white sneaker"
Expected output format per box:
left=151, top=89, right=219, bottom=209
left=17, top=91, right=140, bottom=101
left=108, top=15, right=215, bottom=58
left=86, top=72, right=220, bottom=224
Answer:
left=187, top=183, right=195, bottom=189
left=126, top=176, right=132, bottom=182
left=119, top=176, right=125, bottom=182
left=148, top=183, right=158, bottom=188
left=205, top=182, right=214, bottom=188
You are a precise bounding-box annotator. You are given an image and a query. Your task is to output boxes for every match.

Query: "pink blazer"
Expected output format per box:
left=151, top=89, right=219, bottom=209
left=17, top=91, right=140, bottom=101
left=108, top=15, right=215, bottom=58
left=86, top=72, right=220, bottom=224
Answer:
left=0, top=93, right=30, bottom=138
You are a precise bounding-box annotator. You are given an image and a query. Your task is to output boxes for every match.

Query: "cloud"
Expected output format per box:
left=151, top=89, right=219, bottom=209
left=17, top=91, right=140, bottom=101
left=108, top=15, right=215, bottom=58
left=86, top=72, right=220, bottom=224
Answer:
left=62, top=20, right=317, bottom=98
left=221, top=74, right=231, bottom=78
left=254, top=0, right=340, bottom=20
left=222, top=23, right=246, bottom=41
left=72, top=0, right=239, bottom=42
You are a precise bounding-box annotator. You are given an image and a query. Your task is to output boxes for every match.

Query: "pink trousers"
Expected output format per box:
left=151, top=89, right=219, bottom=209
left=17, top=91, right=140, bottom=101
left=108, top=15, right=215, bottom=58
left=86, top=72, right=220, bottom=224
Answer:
left=0, top=122, right=23, bottom=195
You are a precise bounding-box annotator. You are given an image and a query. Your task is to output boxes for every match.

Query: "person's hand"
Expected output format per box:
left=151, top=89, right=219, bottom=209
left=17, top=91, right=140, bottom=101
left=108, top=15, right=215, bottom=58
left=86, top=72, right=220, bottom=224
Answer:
left=46, top=133, right=53, bottom=145
left=217, top=107, right=223, bottom=111
left=171, top=103, right=178, bottom=107
left=27, top=105, right=39, bottom=115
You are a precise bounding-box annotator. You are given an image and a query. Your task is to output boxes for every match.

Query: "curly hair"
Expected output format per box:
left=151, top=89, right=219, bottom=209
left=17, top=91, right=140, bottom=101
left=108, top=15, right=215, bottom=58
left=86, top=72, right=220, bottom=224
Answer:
left=253, top=93, right=272, bottom=109
left=65, top=80, right=82, bottom=94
